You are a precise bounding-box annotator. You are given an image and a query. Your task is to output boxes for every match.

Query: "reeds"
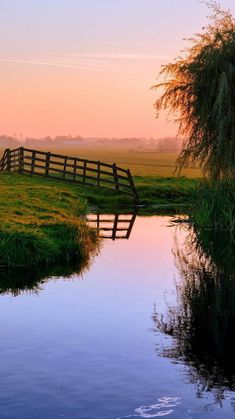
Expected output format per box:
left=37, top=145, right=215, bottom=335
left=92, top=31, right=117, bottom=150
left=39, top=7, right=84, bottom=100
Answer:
left=190, top=180, right=235, bottom=231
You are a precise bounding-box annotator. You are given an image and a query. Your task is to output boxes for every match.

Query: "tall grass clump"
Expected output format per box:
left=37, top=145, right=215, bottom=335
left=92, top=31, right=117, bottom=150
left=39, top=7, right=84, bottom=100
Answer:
left=190, top=180, right=235, bottom=231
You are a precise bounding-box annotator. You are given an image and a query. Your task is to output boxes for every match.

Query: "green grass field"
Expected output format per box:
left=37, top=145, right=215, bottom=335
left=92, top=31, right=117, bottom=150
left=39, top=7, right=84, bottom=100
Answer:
left=0, top=173, right=98, bottom=269
left=0, top=146, right=201, bottom=209
left=43, top=147, right=201, bottom=209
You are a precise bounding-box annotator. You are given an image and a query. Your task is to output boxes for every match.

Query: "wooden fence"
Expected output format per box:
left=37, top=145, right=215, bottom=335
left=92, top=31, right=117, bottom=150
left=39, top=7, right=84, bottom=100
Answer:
left=86, top=213, right=137, bottom=240
left=0, top=147, right=138, bottom=201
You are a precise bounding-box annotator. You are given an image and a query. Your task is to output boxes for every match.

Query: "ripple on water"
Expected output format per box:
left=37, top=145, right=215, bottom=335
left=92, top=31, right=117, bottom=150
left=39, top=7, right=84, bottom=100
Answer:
left=117, top=396, right=182, bottom=418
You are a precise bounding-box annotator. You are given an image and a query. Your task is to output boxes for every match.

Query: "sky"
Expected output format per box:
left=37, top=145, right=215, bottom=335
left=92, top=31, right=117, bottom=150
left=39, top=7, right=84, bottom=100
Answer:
left=0, top=0, right=235, bottom=139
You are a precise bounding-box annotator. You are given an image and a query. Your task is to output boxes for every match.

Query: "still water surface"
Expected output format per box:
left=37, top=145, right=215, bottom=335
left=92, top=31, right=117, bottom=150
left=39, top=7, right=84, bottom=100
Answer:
left=0, top=216, right=234, bottom=418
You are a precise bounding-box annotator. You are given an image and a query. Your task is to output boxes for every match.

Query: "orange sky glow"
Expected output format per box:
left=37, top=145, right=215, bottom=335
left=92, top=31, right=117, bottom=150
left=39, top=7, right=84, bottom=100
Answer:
left=0, top=0, right=234, bottom=138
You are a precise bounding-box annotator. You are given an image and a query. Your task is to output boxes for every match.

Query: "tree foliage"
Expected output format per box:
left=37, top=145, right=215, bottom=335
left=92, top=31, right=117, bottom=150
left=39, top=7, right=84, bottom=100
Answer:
left=152, top=2, right=235, bottom=179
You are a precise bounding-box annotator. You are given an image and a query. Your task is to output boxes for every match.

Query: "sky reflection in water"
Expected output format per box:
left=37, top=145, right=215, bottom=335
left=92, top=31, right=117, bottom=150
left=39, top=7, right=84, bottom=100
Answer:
left=0, top=215, right=234, bottom=419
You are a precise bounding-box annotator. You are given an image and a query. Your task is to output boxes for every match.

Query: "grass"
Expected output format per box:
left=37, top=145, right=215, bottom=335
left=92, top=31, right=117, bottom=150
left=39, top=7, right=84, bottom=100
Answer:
left=0, top=147, right=201, bottom=207
left=190, top=180, right=235, bottom=232
left=0, top=173, right=99, bottom=269
left=67, top=175, right=199, bottom=212
left=39, top=148, right=201, bottom=209
left=135, top=176, right=198, bottom=206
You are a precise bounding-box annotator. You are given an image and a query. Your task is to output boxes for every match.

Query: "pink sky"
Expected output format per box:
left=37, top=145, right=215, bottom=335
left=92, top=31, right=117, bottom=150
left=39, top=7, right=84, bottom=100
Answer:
left=0, top=0, right=234, bottom=138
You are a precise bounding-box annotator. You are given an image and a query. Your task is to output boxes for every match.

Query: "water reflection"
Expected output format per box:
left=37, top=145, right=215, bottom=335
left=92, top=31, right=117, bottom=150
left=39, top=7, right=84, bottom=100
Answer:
left=0, top=264, right=85, bottom=296
left=87, top=212, right=137, bottom=240
left=0, top=212, right=137, bottom=296
left=0, top=231, right=99, bottom=296
left=153, top=225, right=235, bottom=403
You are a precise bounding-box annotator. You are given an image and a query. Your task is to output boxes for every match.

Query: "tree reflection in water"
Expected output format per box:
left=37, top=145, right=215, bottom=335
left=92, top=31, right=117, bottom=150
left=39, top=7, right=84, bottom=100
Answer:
left=153, top=225, right=235, bottom=404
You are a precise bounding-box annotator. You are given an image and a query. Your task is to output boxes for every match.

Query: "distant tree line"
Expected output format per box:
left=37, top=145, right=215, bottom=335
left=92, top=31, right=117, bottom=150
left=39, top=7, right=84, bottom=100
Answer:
left=0, top=135, right=182, bottom=152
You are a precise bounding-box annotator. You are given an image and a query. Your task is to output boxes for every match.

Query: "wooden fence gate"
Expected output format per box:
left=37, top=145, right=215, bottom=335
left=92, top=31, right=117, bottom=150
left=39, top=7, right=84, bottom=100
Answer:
left=0, top=147, right=138, bottom=201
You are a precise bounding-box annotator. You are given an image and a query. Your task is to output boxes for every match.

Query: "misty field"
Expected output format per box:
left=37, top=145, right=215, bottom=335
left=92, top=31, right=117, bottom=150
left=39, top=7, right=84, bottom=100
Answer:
left=0, top=146, right=201, bottom=178
left=56, top=148, right=202, bottom=177
left=38, top=147, right=201, bottom=178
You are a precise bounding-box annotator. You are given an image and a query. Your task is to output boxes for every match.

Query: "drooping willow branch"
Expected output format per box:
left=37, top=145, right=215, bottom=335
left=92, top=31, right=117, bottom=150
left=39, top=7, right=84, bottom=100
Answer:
left=152, top=2, right=235, bottom=180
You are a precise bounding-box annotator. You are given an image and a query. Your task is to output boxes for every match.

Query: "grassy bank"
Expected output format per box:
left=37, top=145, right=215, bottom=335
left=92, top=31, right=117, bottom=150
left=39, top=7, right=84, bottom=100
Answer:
left=0, top=173, right=98, bottom=269
left=0, top=171, right=199, bottom=269
left=72, top=175, right=199, bottom=211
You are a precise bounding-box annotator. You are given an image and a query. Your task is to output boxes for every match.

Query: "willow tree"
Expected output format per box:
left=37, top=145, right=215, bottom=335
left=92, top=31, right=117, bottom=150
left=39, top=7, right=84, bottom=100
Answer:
left=152, top=2, right=235, bottom=180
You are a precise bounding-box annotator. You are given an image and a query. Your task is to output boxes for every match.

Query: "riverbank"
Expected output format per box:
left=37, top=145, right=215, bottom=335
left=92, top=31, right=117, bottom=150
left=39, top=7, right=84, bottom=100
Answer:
left=0, top=173, right=98, bottom=269
left=0, top=172, right=199, bottom=269
left=75, top=175, right=199, bottom=212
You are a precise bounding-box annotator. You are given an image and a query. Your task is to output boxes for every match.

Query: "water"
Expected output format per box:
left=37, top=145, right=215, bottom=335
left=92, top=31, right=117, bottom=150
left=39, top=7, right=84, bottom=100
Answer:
left=0, top=215, right=234, bottom=418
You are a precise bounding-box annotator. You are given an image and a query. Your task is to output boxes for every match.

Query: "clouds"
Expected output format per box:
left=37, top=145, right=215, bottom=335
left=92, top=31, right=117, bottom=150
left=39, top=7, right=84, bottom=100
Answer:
left=52, top=52, right=169, bottom=61
left=0, top=52, right=168, bottom=73
left=0, top=58, right=102, bottom=71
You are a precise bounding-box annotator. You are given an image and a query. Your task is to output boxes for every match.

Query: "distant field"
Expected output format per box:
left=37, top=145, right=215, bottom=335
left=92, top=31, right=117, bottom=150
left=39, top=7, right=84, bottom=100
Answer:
left=7, top=147, right=201, bottom=178
left=50, top=148, right=201, bottom=178
left=0, top=146, right=202, bottom=178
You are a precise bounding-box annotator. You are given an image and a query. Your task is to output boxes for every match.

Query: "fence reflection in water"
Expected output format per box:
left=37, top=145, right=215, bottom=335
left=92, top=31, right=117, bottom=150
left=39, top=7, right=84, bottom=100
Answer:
left=86, top=213, right=137, bottom=240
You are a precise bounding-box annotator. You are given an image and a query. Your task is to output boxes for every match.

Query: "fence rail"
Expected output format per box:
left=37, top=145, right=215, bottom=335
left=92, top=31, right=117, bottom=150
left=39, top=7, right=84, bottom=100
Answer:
left=0, top=147, right=138, bottom=201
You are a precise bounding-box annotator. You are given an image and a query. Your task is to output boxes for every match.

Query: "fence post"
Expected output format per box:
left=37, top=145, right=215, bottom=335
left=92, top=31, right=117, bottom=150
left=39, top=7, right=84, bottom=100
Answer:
left=127, top=169, right=138, bottom=202
left=73, top=158, right=77, bottom=181
left=63, top=156, right=68, bottom=179
left=83, top=161, right=87, bottom=184
left=18, top=147, right=24, bottom=173
left=45, top=152, right=51, bottom=176
left=97, top=161, right=101, bottom=186
left=113, top=163, right=119, bottom=191
left=6, top=149, right=10, bottom=172
left=0, top=149, right=7, bottom=171
left=31, top=151, right=36, bottom=174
